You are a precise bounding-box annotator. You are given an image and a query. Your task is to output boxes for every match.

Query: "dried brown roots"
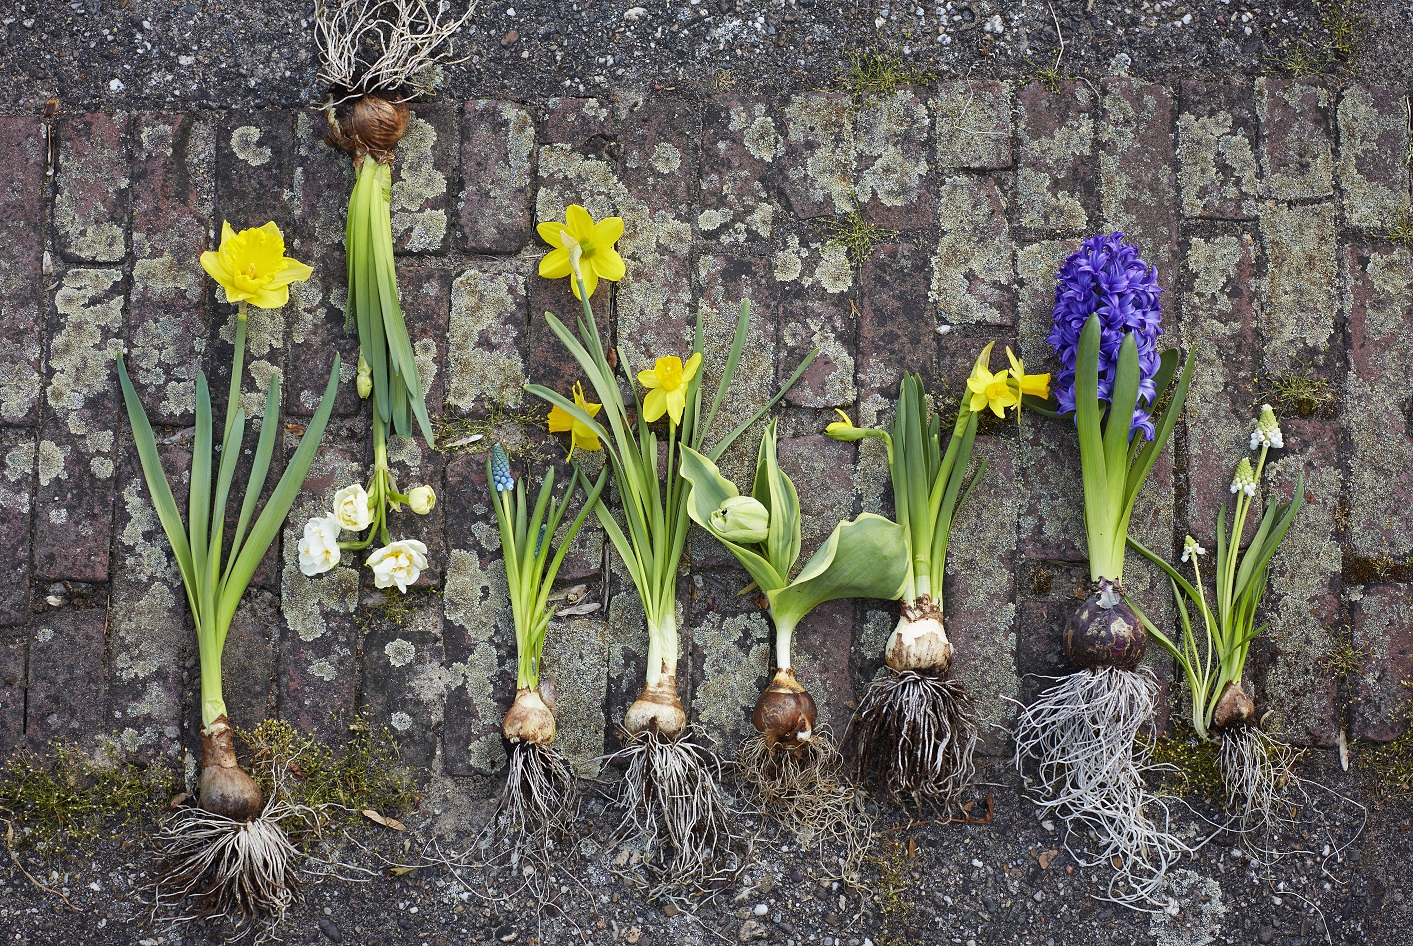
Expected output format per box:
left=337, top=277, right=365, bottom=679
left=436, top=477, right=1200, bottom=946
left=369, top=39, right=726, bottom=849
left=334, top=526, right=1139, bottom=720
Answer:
left=845, top=668, right=979, bottom=807
left=604, top=728, right=750, bottom=899
left=739, top=727, right=871, bottom=883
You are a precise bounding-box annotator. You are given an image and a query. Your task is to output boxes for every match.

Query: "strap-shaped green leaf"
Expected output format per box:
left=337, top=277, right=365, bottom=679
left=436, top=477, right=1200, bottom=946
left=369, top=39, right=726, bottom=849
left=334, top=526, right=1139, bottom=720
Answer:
left=1104, top=333, right=1141, bottom=515
left=217, top=354, right=342, bottom=638
left=1073, top=316, right=1111, bottom=577
left=223, top=381, right=280, bottom=587
left=189, top=373, right=213, bottom=607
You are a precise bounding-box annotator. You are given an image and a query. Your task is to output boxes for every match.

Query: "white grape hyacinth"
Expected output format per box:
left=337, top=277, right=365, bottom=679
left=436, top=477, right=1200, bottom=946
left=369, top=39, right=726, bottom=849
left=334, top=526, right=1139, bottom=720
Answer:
left=1181, top=535, right=1207, bottom=562
left=1250, top=403, right=1284, bottom=450
left=1230, top=457, right=1257, bottom=498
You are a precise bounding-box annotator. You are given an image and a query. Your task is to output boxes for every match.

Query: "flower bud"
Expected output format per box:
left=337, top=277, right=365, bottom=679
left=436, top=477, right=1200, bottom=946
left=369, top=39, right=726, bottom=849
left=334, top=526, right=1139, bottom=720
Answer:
left=1230, top=457, right=1257, bottom=497
left=824, top=408, right=885, bottom=443
left=356, top=353, right=373, bottom=399
left=1250, top=403, right=1284, bottom=450
left=490, top=443, right=514, bottom=492
left=408, top=485, right=436, bottom=515
left=709, top=495, right=770, bottom=544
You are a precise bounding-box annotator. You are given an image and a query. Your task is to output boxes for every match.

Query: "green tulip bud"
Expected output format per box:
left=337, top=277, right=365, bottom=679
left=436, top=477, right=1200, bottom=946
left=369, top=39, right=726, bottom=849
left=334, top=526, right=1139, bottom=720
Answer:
left=357, top=352, right=373, bottom=399
left=710, top=496, right=770, bottom=544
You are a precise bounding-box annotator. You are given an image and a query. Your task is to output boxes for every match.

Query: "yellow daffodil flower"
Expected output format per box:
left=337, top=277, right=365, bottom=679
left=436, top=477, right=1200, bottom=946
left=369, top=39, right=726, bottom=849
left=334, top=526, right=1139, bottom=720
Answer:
left=200, top=221, right=313, bottom=309
left=537, top=204, right=626, bottom=300
left=638, top=353, right=702, bottom=425
left=826, top=409, right=855, bottom=437
left=546, top=381, right=604, bottom=459
left=1006, top=347, right=1051, bottom=399
left=967, top=363, right=1018, bottom=418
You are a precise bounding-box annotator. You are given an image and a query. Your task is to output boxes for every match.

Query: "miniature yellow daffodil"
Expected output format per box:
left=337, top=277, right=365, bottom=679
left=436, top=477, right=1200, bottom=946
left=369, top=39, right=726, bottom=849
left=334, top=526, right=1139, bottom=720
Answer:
left=546, top=381, right=604, bottom=459
left=200, top=221, right=313, bottom=309
left=826, top=409, right=855, bottom=437
left=1006, top=347, right=1051, bottom=400
left=966, top=363, right=1018, bottom=418
left=638, top=353, right=701, bottom=426
left=537, top=204, right=626, bottom=300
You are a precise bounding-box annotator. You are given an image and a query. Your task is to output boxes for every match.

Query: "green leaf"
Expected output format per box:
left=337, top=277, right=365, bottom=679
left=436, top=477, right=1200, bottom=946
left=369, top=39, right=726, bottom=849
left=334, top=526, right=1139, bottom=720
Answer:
left=679, top=444, right=786, bottom=593
left=223, top=382, right=280, bottom=584
left=1073, top=316, right=1111, bottom=578
left=189, top=373, right=213, bottom=604
left=217, top=355, right=342, bottom=639
left=1104, top=333, right=1141, bottom=515
left=768, top=514, right=909, bottom=628
left=753, top=420, right=801, bottom=578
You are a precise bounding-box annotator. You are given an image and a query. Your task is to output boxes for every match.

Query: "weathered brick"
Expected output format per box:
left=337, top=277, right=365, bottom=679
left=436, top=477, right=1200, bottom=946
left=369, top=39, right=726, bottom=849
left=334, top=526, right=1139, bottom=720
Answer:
left=1180, top=233, right=1259, bottom=537
left=616, top=96, right=698, bottom=372
left=1343, top=244, right=1413, bottom=560
left=278, top=418, right=365, bottom=743
left=441, top=451, right=516, bottom=775
left=127, top=113, right=214, bottom=425
left=1336, top=85, right=1411, bottom=230
left=0, top=639, right=23, bottom=752
left=0, top=429, right=34, bottom=625
left=1352, top=583, right=1413, bottom=742
left=1016, top=82, right=1096, bottom=233
left=778, top=93, right=855, bottom=220
left=700, top=96, right=780, bottom=248
left=530, top=98, right=621, bottom=397
left=218, top=590, right=280, bottom=730
left=543, top=615, right=611, bottom=774
left=789, top=599, right=856, bottom=743
left=445, top=260, right=531, bottom=419
left=54, top=113, right=129, bottom=263
left=946, top=436, right=1019, bottom=754
left=362, top=619, right=445, bottom=768
left=459, top=100, right=535, bottom=254
left=288, top=112, right=360, bottom=420
left=1099, top=79, right=1178, bottom=287
left=1259, top=200, right=1338, bottom=377
left=930, top=176, right=1014, bottom=325
left=391, top=102, right=457, bottom=255
left=215, top=111, right=297, bottom=231
left=1177, top=82, right=1260, bottom=220
left=1253, top=418, right=1342, bottom=748
left=1257, top=79, right=1334, bottom=202
left=932, top=80, right=1012, bottom=171
left=27, top=609, right=107, bottom=748
left=775, top=227, right=856, bottom=409
left=107, top=441, right=189, bottom=761
left=688, top=567, right=771, bottom=751
left=34, top=267, right=123, bottom=582
left=854, top=91, right=933, bottom=230
left=0, top=115, right=46, bottom=426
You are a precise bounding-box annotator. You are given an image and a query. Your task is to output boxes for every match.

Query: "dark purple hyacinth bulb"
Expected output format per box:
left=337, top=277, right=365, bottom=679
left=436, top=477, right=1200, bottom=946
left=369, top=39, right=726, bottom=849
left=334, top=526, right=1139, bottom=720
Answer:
left=1047, top=233, right=1163, bottom=441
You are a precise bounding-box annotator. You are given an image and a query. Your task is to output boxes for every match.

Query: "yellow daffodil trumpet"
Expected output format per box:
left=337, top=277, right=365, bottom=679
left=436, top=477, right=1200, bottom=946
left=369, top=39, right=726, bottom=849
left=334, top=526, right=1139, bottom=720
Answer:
left=681, top=421, right=904, bottom=864
left=480, top=444, right=607, bottom=860
left=124, top=225, right=340, bottom=925
left=546, top=381, right=603, bottom=459
left=537, top=205, right=626, bottom=300
left=526, top=215, right=817, bottom=893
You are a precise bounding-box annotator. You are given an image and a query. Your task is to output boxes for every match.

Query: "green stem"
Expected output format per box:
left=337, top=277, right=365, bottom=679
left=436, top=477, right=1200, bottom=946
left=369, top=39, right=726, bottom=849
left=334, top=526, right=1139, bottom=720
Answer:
left=225, top=302, right=248, bottom=441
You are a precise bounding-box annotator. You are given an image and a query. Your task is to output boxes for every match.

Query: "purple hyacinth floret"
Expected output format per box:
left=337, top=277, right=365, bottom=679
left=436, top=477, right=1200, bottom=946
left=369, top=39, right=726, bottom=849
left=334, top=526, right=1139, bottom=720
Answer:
left=1046, top=232, right=1164, bottom=441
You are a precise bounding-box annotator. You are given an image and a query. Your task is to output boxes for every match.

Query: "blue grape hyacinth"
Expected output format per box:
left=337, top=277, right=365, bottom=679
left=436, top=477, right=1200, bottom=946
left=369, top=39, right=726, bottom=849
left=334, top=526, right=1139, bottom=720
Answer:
left=1047, top=232, right=1164, bottom=441
left=490, top=443, right=515, bottom=492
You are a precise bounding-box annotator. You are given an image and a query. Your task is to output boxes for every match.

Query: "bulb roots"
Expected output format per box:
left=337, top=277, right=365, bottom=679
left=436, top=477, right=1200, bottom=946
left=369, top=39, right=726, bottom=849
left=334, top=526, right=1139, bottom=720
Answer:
left=845, top=668, right=978, bottom=806
left=313, top=0, right=474, bottom=104
left=1013, top=667, right=1191, bottom=908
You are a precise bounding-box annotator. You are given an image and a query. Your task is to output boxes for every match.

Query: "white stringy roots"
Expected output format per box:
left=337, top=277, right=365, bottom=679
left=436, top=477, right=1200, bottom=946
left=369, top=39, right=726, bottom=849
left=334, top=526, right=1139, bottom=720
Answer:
left=739, top=728, right=872, bottom=881
left=152, top=797, right=319, bottom=930
left=1013, top=667, right=1193, bottom=909
left=314, top=0, right=474, bottom=103
left=605, top=729, right=750, bottom=897
left=846, top=669, right=979, bottom=807
left=480, top=741, right=578, bottom=860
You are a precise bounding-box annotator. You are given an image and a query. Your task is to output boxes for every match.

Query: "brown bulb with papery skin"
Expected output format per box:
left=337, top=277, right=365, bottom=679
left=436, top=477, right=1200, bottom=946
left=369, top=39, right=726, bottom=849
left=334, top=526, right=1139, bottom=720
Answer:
left=198, top=716, right=265, bottom=822
left=624, top=673, right=687, bottom=740
left=1064, top=584, right=1146, bottom=671
left=886, top=596, right=952, bottom=675
left=1212, top=680, right=1257, bottom=730
left=330, top=94, right=410, bottom=162
left=753, top=668, right=818, bottom=752
left=503, top=686, right=557, bottom=745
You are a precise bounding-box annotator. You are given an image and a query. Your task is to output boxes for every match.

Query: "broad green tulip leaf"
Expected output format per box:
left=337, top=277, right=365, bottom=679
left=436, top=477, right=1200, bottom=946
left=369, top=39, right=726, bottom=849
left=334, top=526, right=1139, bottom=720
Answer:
left=751, top=420, right=801, bottom=577
left=768, top=513, right=908, bottom=628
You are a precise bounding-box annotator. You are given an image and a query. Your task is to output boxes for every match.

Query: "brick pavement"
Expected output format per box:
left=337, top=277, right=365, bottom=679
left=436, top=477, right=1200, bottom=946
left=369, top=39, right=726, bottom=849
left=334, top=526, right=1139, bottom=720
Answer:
left=0, top=81, right=1409, bottom=776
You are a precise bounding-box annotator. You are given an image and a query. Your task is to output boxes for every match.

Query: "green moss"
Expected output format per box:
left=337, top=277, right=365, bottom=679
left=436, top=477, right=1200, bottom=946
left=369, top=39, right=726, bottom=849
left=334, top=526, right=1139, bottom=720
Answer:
left=1264, top=0, right=1369, bottom=77
left=241, top=717, right=418, bottom=819
left=1344, top=552, right=1413, bottom=584
left=436, top=400, right=555, bottom=462
left=358, top=584, right=443, bottom=632
left=1256, top=361, right=1337, bottom=418
left=1381, top=203, right=1413, bottom=250
left=1143, top=726, right=1224, bottom=798
left=1319, top=641, right=1367, bottom=680
left=1361, top=681, right=1413, bottom=796
left=818, top=209, right=897, bottom=268
left=838, top=52, right=933, bottom=104
left=866, top=836, right=916, bottom=943
left=0, top=743, right=176, bottom=844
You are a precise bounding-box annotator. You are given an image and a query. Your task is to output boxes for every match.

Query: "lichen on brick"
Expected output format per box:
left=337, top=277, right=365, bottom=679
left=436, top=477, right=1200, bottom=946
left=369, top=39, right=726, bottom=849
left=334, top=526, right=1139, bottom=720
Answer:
left=930, top=177, right=1013, bottom=325
left=855, top=92, right=929, bottom=210
left=447, top=268, right=527, bottom=412
left=692, top=609, right=769, bottom=750
left=443, top=547, right=513, bottom=772
left=230, top=125, right=272, bottom=166
left=1336, top=86, right=1410, bottom=230
left=932, top=82, right=1012, bottom=170
left=390, top=116, right=448, bottom=252
left=1177, top=109, right=1259, bottom=219
left=1258, top=201, right=1336, bottom=374
left=49, top=269, right=123, bottom=437
left=782, top=94, right=856, bottom=216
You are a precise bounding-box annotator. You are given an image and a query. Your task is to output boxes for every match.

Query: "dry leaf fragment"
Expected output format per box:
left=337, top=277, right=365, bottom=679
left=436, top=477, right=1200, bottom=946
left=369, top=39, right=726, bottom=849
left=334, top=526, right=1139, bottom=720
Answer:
left=362, top=809, right=406, bottom=831
left=1037, top=849, right=1059, bottom=870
